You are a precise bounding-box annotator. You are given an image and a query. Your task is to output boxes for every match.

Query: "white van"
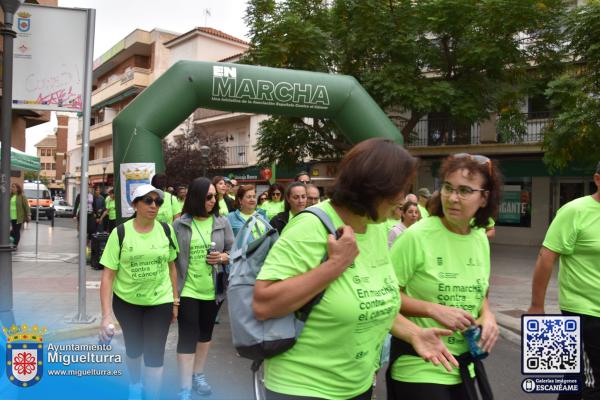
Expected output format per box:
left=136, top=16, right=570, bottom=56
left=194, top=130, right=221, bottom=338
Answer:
left=23, top=182, right=54, bottom=220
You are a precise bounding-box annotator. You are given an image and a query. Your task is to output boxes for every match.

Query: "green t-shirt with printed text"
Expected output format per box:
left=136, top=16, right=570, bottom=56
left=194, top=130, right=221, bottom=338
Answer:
left=100, top=219, right=179, bottom=306
left=259, top=200, right=284, bottom=220
left=10, top=195, right=17, bottom=220
left=390, top=216, right=489, bottom=384
left=181, top=217, right=215, bottom=300
left=156, top=192, right=174, bottom=224
left=106, top=197, right=117, bottom=220
left=257, top=200, right=400, bottom=399
left=543, top=195, right=600, bottom=317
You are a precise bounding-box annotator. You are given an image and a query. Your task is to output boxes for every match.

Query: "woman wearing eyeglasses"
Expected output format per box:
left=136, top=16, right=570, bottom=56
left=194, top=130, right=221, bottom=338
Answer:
left=99, top=184, right=179, bottom=400
left=387, top=153, right=502, bottom=400
left=253, top=139, right=458, bottom=400
left=172, top=177, right=234, bottom=400
left=212, top=176, right=235, bottom=217
left=270, top=182, right=308, bottom=234
left=259, top=183, right=285, bottom=220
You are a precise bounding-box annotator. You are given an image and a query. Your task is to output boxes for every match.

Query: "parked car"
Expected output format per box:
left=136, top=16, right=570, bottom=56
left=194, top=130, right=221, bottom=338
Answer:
left=23, top=182, right=54, bottom=220
left=54, top=200, right=74, bottom=217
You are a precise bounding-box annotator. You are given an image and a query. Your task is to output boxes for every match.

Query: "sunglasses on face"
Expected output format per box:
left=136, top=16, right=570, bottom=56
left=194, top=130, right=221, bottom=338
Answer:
left=206, top=193, right=216, bottom=201
left=272, top=192, right=281, bottom=197
left=140, top=196, right=164, bottom=207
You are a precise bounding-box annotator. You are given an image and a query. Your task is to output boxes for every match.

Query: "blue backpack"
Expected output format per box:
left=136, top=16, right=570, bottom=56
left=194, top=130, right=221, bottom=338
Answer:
left=227, top=208, right=338, bottom=363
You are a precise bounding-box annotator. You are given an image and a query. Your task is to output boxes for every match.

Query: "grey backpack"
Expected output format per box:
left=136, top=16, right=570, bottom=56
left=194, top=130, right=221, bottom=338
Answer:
left=227, top=208, right=338, bottom=362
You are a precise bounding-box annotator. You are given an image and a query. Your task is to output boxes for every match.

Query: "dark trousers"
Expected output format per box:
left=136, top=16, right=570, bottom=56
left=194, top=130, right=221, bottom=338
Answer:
left=265, top=387, right=372, bottom=400
left=558, top=311, right=600, bottom=400
left=10, top=220, right=21, bottom=246
left=387, top=380, right=470, bottom=400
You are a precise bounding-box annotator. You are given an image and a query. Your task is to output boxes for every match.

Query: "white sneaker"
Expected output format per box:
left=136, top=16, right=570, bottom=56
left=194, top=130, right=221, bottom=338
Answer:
left=192, top=373, right=212, bottom=396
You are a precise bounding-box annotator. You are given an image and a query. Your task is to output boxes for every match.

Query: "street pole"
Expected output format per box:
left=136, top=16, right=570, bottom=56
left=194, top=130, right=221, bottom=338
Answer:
left=102, top=166, right=106, bottom=192
left=69, top=8, right=95, bottom=324
left=0, top=0, right=24, bottom=328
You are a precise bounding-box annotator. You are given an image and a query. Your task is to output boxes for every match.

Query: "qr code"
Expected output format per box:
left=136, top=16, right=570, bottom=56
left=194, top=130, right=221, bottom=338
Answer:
left=522, top=315, right=580, bottom=374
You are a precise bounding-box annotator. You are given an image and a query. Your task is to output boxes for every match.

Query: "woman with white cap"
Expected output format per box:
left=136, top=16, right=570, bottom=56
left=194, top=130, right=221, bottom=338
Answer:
left=99, top=184, right=179, bottom=400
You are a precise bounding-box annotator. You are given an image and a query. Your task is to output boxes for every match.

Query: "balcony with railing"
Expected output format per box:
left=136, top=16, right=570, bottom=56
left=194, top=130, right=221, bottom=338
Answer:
left=397, top=112, right=552, bottom=148
left=92, top=67, right=151, bottom=107
left=224, top=145, right=249, bottom=166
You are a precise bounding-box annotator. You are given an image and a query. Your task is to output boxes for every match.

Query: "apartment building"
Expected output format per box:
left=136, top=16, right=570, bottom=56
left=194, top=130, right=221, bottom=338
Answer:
left=66, top=27, right=253, bottom=199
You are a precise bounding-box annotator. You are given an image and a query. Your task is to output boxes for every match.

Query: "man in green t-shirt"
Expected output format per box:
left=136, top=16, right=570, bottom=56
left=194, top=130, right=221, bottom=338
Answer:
left=529, top=162, right=600, bottom=398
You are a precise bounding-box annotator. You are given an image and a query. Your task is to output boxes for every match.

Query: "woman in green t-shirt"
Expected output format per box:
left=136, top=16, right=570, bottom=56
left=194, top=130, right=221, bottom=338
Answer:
left=212, top=176, right=235, bottom=217
left=9, top=182, right=30, bottom=249
left=173, top=177, right=234, bottom=400
left=99, top=184, right=179, bottom=400
left=254, top=138, right=458, bottom=400
left=259, top=183, right=285, bottom=220
left=99, top=189, right=117, bottom=233
left=388, top=153, right=502, bottom=400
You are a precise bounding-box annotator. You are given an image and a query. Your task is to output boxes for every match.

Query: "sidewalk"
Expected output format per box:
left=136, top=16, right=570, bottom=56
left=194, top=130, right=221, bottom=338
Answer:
left=5, top=222, right=558, bottom=342
left=488, top=243, right=559, bottom=343
left=7, top=220, right=103, bottom=341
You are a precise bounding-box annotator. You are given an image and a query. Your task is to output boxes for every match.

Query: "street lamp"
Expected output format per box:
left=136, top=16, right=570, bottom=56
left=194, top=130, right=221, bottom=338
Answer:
left=0, top=0, right=25, bottom=322
left=200, top=145, right=210, bottom=177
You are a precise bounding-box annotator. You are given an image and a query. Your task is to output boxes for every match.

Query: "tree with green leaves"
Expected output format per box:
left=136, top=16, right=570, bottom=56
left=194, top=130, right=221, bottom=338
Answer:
left=244, top=0, right=566, bottom=164
left=542, top=1, right=600, bottom=172
left=163, top=118, right=226, bottom=185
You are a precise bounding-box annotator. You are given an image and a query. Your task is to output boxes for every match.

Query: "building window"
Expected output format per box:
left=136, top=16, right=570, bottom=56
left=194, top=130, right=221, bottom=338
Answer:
left=527, top=95, right=552, bottom=119
left=497, top=178, right=532, bottom=228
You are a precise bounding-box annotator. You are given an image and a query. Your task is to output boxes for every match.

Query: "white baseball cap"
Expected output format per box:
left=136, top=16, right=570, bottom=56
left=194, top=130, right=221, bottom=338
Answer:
left=131, top=184, right=164, bottom=201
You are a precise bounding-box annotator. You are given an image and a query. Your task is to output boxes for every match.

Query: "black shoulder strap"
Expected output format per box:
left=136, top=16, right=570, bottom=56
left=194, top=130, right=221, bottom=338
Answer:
left=159, top=221, right=176, bottom=250
left=117, top=223, right=125, bottom=260
left=295, top=208, right=340, bottom=322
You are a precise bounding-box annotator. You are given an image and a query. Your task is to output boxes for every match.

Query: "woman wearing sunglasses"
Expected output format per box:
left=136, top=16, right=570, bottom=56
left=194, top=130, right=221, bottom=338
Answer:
left=212, top=176, right=235, bottom=217
left=172, top=177, right=234, bottom=400
left=387, top=153, right=501, bottom=400
left=253, top=139, right=458, bottom=400
left=259, top=183, right=285, bottom=220
left=99, top=184, right=179, bottom=400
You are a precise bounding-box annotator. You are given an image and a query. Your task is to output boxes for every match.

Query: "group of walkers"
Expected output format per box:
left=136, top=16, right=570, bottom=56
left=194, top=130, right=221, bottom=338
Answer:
left=95, top=136, right=600, bottom=400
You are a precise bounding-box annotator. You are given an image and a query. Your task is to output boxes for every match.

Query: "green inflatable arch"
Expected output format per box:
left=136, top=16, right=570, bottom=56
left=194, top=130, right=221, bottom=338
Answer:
left=113, top=61, right=401, bottom=219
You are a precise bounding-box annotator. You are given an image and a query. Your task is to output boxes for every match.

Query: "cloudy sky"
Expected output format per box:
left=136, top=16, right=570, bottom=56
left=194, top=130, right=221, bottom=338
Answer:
left=25, top=0, right=250, bottom=154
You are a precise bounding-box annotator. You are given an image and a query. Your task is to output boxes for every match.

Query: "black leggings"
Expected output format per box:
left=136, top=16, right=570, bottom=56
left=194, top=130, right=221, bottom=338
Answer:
left=387, top=380, right=470, bottom=400
left=10, top=220, right=21, bottom=246
left=177, top=297, right=219, bottom=353
left=265, top=387, right=373, bottom=400
left=112, top=294, right=172, bottom=367
left=558, top=311, right=600, bottom=400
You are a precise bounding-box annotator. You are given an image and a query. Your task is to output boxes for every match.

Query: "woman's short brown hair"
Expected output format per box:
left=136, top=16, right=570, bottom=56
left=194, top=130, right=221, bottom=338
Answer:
left=329, top=138, right=417, bottom=221
left=430, top=154, right=502, bottom=228
left=234, top=184, right=256, bottom=209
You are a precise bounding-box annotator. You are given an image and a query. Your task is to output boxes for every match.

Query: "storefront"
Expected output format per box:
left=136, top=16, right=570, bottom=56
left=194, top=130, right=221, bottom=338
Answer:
left=419, top=157, right=597, bottom=246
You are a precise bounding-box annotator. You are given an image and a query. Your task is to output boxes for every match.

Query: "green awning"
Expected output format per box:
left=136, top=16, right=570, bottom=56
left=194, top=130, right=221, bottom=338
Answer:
left=0, top=145, right=40, bottom=171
